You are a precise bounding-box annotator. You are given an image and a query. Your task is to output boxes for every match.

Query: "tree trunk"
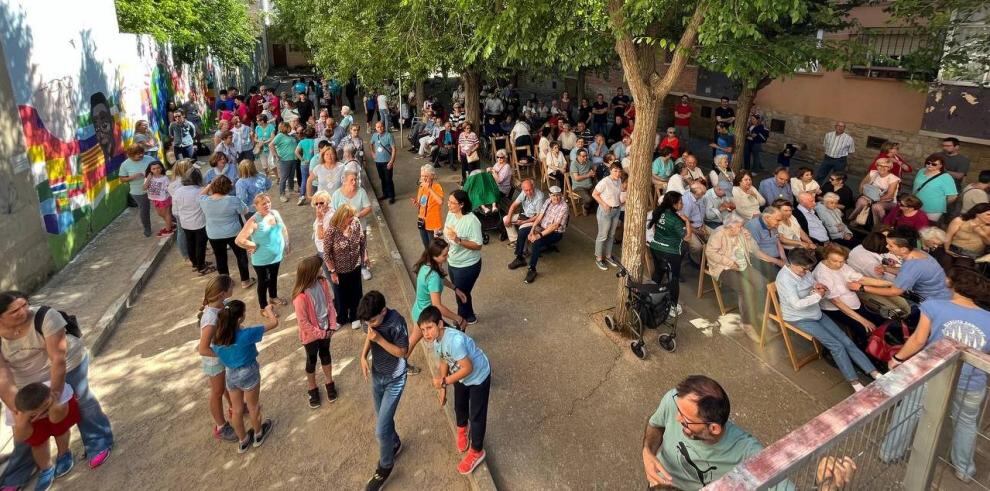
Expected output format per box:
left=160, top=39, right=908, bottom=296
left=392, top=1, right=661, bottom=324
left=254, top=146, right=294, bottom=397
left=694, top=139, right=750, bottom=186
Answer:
left=609, top=0, right=706, bottom=323
left=462, top=70, right=481, bottom=130
left=730, top=84, right=755, bottom=172
left=576, top=67, right=587, bottom=100
left=415, top=79, right=425, bottom=111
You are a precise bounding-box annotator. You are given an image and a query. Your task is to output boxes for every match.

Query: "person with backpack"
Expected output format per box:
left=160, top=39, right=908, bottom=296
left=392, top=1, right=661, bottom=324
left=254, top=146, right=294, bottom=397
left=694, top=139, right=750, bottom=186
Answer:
left=0, top=292, right=114, bottom=489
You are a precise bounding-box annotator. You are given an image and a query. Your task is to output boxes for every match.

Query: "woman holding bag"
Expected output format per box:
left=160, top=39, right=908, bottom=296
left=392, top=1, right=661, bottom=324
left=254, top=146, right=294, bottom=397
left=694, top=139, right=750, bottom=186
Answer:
left=412, top=164, right=445, bottom=249
left=457, top=122, right=481, bottom=185
left=848, top=157, right=899, bottom=227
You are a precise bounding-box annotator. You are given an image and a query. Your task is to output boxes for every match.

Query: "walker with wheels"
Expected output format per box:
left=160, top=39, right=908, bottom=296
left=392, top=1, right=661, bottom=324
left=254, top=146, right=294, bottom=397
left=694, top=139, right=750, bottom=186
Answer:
left=604, top=261, right=679, bottom=359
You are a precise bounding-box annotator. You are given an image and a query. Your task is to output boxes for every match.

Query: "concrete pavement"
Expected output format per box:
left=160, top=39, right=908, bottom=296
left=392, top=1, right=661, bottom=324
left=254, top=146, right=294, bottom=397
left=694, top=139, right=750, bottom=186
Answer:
left=365, top=126, right=857, bottom=488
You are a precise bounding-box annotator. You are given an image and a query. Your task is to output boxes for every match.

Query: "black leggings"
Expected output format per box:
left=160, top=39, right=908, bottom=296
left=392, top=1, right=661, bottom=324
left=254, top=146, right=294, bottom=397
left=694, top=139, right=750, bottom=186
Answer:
left=184, top=227, right=208, bottom=270
left=331, top=269, right=363, bottom=324
left=253, top=262, right=280, bottom=309
left=209, top=237, right=250, bottom=281
left=304, top=338, right=332, bottom=374
left=454, top=374, right=492, bottom=452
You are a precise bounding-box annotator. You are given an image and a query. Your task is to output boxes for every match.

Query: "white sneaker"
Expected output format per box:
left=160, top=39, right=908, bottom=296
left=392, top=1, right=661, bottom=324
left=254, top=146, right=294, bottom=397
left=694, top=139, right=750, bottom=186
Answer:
left=297, top=196, right=306, bottom=206
left=669, top=304, right=683, bottom=317
left=351, top=320, right=362, bottom=330
left=361, top=267, right=372, bottom=280
left=279, top=195, right=289, bottom=203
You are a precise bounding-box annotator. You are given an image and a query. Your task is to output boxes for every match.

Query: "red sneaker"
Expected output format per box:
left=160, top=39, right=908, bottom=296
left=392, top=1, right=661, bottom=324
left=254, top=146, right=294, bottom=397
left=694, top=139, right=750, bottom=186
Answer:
left=457, top=448, right=486, bottom=475
left=456, top=425, right=469, bottom=453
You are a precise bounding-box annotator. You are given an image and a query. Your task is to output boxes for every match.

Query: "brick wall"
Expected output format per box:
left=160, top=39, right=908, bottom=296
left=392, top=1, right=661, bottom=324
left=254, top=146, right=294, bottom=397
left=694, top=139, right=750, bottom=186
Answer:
left=757, top=110, right=990, bottom=183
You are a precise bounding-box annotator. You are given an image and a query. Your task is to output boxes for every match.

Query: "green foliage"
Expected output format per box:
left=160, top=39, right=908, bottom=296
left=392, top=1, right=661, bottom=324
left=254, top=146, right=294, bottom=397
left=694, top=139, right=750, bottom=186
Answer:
left=115, top=0, right=259, bottom=66
left=885, top=0, right=989, bottom=85
left=696, top=0, right=856, bottom=88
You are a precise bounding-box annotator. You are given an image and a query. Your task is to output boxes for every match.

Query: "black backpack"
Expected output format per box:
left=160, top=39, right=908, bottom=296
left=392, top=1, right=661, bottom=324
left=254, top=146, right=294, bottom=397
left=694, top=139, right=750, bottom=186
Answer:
left=33, top=306, right=83, bottom=339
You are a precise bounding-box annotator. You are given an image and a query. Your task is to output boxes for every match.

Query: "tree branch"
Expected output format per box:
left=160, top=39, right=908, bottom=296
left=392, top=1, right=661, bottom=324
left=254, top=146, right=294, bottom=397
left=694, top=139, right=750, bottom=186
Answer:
left=651, top=2, right=707, bottom=99
left=608, top=0, right=649, bottom=96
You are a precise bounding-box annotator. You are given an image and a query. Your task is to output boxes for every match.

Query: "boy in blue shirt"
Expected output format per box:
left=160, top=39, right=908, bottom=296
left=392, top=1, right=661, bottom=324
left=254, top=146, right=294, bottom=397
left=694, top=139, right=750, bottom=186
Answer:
left=419, top=306, right=491, bottom=476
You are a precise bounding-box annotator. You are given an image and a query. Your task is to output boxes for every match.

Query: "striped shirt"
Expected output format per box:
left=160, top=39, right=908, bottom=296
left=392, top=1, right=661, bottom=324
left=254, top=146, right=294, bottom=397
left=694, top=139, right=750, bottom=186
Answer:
left=458, top=131, right=480, bottom=156
left=823, top=131, right=855, bottom=158
left=449, top=111, right=465, bottom=129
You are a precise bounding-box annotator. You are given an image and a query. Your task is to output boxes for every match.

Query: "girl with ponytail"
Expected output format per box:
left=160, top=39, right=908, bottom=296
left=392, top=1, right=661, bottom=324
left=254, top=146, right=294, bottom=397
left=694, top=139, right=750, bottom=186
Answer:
left=197, top=275, right=237, bottom=442
left=211, top=300, right=280, bottom=453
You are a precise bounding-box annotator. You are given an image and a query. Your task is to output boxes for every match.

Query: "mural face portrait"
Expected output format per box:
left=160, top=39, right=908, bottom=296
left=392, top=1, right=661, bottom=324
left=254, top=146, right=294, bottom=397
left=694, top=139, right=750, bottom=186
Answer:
left=89, top=92, right=114, bottom=162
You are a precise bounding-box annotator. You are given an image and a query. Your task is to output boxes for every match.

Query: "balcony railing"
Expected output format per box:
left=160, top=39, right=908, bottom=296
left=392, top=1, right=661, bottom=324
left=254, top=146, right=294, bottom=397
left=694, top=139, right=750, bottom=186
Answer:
left=848, top=27, right=945, bottom=81
left=708, top=339, right=990, bottom=490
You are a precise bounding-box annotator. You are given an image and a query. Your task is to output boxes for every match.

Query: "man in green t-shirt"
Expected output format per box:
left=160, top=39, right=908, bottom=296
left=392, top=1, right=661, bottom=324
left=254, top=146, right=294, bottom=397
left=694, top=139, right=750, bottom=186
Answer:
left=641, top=376, right=767, bottom=490
left=118, top=145, right=156, bottom=237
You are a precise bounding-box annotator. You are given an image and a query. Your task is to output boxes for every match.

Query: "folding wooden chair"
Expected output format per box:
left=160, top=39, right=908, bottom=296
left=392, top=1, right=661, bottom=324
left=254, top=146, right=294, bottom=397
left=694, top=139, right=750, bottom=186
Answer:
left=762, top=282, right=822, bottom=372
left=563, top=175, right=584, bottom=217
left=695, top=247, right=734, bottom=316
left=511, top=143, right=537, bottom=182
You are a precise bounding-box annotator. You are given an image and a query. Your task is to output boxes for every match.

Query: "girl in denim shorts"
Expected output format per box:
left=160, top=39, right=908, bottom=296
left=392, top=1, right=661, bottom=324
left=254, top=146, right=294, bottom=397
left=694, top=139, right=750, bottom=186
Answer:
left=197, top=275, right=238, bottom=442
left=211, top=300, right=280, bottom=453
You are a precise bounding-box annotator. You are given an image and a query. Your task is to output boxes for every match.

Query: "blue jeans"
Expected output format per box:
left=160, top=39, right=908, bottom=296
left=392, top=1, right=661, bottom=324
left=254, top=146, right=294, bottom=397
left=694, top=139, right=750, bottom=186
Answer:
left=449, top=260, right=482, bottom=321
left=815, top=156, right=847, bottom=184
left=174, top=144, right=194, bottom=159
left=2, top=355, right=114, bottom=487
left=375, top=161, right=395, bottom=199
left=299, top=162, right=310, bottom=197
left=378, top=109, right=391, bottom=131
left=880, top=384, right=987, bottom=478
left=744, top=142, right=763, bottom=171
left=527, top=232, right=562, bottom=270
left=595, top=207, right=621, bottom=259
left=791, top=316, right=876, bottom=381
left=372, top=372, right=407, bottom=469
left=278, top=159, right=298, bottom=195
left=174, top=216, right=189, bottom=259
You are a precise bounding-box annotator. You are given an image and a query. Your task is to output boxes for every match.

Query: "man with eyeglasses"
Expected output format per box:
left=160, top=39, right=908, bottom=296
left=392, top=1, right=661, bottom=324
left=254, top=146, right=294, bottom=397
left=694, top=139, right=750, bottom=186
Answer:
left=641, top=375, right=765, bottom=489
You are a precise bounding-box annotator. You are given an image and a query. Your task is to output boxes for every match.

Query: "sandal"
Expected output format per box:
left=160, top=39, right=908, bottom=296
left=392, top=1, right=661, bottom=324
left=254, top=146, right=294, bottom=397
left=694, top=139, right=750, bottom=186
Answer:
left=270, top=297, right=288, bottom=306
left=242, top=278, right=257, bottom=289
left=197, top=265, right=217, bottom=276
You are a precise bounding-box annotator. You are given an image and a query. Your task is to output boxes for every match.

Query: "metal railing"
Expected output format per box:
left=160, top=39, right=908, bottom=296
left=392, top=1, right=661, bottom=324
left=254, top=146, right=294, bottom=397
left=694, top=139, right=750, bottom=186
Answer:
left=708, top=339, right=990, bottom=490
left=848, top=27, right=945, bottom=81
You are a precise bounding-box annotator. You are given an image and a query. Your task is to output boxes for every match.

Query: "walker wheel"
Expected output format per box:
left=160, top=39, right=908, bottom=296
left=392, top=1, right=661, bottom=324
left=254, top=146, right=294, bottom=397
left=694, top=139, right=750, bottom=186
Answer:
left=482, top=233, right=491, bottom=245
left=604, top=315, right=618, bottom=332
left=659, top=334, right=677, bottom=352
left=631, top=341, right=646, bottom=359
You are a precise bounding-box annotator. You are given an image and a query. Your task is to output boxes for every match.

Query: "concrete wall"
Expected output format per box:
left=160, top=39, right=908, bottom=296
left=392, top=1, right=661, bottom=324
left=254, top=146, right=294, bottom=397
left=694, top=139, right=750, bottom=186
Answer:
left=0, top=0, right=266, bottom=292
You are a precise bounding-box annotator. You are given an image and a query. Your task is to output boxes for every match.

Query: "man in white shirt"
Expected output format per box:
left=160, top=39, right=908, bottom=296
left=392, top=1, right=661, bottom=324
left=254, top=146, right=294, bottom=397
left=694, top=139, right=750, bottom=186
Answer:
left=376, top=92, right=390, bottom=132
left=484, top=94, right=504, bottom=120
left=816, top=122, right=855, bottom=183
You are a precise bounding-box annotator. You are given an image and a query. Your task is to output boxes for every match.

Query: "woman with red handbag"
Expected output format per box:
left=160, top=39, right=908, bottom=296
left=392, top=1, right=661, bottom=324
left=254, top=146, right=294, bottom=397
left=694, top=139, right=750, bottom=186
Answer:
left=886, top=267, right=990, bottom=482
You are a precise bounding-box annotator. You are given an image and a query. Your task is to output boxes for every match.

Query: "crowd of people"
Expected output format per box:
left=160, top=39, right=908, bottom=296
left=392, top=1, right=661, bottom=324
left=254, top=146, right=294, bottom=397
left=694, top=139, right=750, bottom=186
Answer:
left=13, top=72, right=990, bottom=490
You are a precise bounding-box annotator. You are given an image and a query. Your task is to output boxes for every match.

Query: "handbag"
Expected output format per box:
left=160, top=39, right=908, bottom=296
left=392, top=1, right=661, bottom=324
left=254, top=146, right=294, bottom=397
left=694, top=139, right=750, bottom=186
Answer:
left=853, top=205, right=870, bottom=226
left=862, top=183, right=883, bottom=202
left=866, top=320, right=912, bottom=363
left=467, top=150, right=480, bottom=163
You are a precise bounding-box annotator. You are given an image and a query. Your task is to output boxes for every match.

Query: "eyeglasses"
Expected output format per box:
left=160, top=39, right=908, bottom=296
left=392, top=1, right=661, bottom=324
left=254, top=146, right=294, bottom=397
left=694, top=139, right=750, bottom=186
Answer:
left=496, top=156, right=506, bottom=160
left=828, top=177, right=842, bottom=181
left=925, top=161, right=941, bottom=167
left=315, top=202, right=328, bottom=206
left=673, top=394, right=713, bottom=429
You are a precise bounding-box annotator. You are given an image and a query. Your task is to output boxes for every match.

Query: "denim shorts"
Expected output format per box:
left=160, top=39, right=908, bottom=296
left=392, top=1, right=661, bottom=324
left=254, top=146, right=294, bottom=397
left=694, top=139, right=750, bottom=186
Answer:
left=225, top=362, right=261, bottom=391
left=202, top=356, right=224, bottom=377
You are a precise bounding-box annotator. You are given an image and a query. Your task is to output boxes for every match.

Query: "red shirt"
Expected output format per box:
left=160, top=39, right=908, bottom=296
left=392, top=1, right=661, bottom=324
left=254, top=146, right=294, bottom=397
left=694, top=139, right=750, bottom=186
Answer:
left=882, top=206, right=930, bottom=231
left=270, top=95, right=281, bottom=118
left=659, top=136, right=681, bottom=159
left=674, top=103, right=692, bottom=126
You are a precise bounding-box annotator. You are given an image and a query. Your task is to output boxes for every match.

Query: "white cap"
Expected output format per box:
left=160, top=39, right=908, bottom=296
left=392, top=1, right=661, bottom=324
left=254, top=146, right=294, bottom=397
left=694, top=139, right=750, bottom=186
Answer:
left=549, top=186, right=562, bottom=194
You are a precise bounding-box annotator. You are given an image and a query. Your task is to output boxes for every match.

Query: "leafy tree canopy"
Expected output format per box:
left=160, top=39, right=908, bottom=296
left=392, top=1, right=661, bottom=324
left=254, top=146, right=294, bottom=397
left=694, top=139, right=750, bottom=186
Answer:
left=116, top=0, right=259, bottom=66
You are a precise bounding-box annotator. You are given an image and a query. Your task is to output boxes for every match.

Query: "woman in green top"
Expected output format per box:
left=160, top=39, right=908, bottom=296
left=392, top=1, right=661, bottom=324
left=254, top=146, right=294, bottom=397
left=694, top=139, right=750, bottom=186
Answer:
left=407, top=239, right=469, bottom=365
left=444, top=190, right=484, bottom=324
left=253, top=114, right=277, bottom=179
left=648, top=191, right=692, bottom=308
left=270, top=122, right=299, bottom=202
left=294, top=126, right=317, bottom=206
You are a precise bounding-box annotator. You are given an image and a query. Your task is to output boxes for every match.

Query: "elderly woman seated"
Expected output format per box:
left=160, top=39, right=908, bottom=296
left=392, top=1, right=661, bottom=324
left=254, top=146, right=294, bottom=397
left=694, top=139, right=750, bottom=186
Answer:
left=704, top=215, right=777, bottom=341
left=815, top=192, right=857, bottom=248
left=812, top=243, right=894, bottom=348
left=776, top=249, right=881, bottom=392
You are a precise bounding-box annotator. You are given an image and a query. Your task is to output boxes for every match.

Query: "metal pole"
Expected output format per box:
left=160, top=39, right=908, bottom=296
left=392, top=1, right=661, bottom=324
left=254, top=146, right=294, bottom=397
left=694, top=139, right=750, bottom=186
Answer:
left=398, top=75, right=403, bottom=143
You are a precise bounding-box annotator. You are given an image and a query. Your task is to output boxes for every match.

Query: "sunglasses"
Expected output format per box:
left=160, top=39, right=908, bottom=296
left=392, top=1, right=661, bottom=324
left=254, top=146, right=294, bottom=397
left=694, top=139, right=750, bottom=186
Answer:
left=925, top=161, right=941, bottom=166
left=315, top=202, right=328, bottom=206
left=496, top=156, right=506, bottom=160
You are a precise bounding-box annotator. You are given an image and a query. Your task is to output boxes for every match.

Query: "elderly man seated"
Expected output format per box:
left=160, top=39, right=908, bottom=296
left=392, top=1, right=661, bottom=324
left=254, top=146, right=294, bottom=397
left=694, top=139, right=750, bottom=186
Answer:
left=743, top=205, right=787, bottom=278
left=508, top=186, right=570, bottom=284
left=417, top=116, right=443, bottom=158
left=682, top=182, right=711, bottom=257
left=793, top=191, right=831, bottom=245
left=703, top=185, right=735, bottom=229
left=502, top=178, right=545, bottom=245
left=759, top=167, right=794, bottom=206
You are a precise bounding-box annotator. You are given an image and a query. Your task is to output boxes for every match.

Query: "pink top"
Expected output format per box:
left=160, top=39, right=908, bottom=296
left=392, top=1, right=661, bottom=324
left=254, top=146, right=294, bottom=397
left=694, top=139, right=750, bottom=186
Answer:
left=292, top=278, right=336, bottom=344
